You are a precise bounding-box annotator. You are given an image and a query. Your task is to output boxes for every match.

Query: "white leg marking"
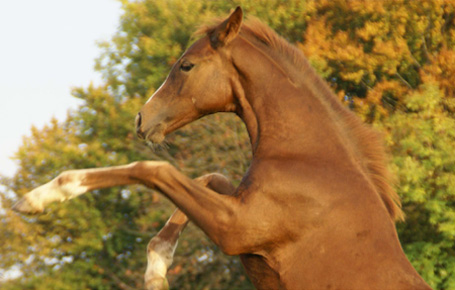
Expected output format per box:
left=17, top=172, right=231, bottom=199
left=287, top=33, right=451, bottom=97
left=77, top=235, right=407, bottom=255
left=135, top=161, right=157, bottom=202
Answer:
left=145, top=237, right=178, bottom=290
left=12, top=171, right=88, bottom=214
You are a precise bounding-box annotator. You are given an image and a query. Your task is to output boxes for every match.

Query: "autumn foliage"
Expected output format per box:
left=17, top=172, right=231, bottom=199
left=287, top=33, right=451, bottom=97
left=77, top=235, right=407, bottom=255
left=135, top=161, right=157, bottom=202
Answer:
left=1, top=1, right=454, bottom=289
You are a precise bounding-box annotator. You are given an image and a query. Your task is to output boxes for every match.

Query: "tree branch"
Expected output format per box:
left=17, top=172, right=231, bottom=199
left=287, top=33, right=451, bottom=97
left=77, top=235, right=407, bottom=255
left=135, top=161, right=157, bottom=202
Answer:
left=395, top=72, right=413, bottom=89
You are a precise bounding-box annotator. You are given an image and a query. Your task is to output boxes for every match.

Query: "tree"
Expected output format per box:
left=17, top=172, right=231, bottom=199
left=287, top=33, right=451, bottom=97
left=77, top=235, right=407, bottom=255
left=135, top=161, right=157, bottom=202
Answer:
left=383, top=83, right=455, bottom=289
left=299, top=1, right=455, bottom=288
left=1, top=1, right=313, bottom=289
left=2, top=0, right=454, bottom=289
left=300, top=0, right=455, bottom=121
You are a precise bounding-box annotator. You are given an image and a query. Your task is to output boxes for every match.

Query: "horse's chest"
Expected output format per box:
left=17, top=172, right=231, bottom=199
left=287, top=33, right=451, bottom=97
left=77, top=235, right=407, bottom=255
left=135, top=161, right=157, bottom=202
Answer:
left=240, top=253, right=284, bottom=289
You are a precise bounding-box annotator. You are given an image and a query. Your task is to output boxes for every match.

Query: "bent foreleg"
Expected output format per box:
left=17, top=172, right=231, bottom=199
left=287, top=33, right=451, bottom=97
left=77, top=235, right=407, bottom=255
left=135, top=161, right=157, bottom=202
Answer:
left=145, top=208, right=188, bottom=290
left=12, top=161, right=250, bottom=254
left=144, top=173, right=235, bottom=290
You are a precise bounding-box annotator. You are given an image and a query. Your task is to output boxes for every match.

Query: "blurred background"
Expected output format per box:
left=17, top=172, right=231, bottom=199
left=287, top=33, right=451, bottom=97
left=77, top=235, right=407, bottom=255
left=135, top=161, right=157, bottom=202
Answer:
left=0, top=0, right=121, bottom=177
left=1, top=1, right=454, bottom=289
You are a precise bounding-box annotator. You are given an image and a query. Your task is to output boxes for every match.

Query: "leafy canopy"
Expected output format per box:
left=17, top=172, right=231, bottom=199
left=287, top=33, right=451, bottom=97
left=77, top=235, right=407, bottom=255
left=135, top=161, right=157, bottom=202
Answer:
left=1, top=1, right=454, bottom=289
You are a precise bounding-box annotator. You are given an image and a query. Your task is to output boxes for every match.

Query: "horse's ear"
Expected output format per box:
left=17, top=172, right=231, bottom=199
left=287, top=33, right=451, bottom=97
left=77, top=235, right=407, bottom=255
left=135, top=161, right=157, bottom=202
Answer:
left=210, top=6, right=243, bottom=48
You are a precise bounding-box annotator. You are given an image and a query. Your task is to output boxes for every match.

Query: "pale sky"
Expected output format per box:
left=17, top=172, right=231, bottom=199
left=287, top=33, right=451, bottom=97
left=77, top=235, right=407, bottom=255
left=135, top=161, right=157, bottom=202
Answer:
left=0, top=0, right=122, bottom=177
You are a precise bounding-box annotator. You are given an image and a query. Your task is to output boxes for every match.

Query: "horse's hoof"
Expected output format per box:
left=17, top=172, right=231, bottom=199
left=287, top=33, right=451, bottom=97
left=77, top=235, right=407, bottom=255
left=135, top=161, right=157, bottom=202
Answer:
left=145, top=277, right=169, bottom=290
left=12, top=197, right=43, bottom=214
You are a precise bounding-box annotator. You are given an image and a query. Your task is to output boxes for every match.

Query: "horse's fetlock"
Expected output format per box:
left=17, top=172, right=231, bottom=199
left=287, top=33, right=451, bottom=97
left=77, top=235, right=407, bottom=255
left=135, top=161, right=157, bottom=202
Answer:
left=147, top=237, right=161, bottom=253
left=56, top=170, right=81, bottom=187
left=55, top=172, right=69, bottom=186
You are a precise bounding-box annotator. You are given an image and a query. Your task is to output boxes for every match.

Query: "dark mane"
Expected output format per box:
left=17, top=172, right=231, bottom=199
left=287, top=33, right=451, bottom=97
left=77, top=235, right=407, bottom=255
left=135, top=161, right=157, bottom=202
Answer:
left=199, top=17, right=404, bottom=221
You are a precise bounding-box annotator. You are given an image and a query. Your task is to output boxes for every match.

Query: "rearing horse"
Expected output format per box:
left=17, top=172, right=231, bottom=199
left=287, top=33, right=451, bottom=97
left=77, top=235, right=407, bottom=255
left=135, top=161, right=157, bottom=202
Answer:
left=14, top=7, right=431, bottom=289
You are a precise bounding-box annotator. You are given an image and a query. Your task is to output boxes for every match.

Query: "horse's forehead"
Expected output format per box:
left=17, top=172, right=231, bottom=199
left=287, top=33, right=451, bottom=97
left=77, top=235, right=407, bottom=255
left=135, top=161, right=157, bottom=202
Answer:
left=184, top=36, right=214, bottom=58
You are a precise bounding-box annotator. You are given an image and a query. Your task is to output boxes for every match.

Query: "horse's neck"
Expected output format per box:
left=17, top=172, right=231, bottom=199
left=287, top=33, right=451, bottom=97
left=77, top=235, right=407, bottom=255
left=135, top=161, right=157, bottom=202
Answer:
left=232, top=39, right=352, bottom=162
left=239, top=71, right=352, bottom=165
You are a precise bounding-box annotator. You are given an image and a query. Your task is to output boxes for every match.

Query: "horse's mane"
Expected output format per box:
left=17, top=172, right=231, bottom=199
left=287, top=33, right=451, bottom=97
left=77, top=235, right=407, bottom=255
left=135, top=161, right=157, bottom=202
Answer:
left=198, top=17, right=404, bottom=221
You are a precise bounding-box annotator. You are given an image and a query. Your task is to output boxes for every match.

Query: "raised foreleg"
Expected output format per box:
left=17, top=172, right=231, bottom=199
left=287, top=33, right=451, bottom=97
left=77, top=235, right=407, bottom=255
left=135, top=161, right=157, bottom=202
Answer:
left=144, top=173, right=235, bottom=290
left=12, top=162, right=243, bottom=250
left=13, top=161, right=279, bottom=258
left=12, top=163, right=144, bottom=214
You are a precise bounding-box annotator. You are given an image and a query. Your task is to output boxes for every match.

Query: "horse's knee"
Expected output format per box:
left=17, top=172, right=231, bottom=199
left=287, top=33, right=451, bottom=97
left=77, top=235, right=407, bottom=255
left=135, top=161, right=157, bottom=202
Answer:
left=196, top=172, right=228, bottom=182
left=129, top=161, right=174, bottom=186
left=130, top=161, right=171, bottom=174
left=195, top=173, right=235, bottom=196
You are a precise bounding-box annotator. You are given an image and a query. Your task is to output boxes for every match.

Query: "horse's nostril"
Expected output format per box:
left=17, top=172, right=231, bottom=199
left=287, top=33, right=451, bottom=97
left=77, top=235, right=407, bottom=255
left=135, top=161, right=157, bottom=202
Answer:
left=135, top=113, right=145, bottom=139
left=136, top=113, right=142, bottom=127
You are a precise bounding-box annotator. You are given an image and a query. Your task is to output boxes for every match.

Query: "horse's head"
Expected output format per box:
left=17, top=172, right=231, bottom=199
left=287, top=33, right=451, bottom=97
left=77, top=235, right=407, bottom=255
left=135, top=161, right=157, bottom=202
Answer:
left=136, top=7, right=243, bottom=143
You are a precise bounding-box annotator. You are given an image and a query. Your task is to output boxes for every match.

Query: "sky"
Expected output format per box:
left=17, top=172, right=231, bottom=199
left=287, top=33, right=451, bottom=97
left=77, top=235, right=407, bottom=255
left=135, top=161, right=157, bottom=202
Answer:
left=0, top=0, right=122, bottom=178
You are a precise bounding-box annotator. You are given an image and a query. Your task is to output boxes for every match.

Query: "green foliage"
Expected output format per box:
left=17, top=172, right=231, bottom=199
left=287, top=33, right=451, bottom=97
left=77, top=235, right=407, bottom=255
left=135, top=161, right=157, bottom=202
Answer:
left=1, top=0, right=454, bottom=289
left=96, top=0, right=314, bottom=99
left=384, top=84, right=455, bottom=289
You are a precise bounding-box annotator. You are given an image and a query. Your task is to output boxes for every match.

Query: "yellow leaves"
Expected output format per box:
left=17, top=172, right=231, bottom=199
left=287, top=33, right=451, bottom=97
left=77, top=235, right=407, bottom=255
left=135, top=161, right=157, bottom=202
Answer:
left=372, top=38, right=411, bottom=76
left=341, top=70, right=365, bottom=84
left=353, top=86, right=399, bottom=122
left=300, top=17, right=329, bottom=56
left=350, top=0, right=385, bottom=14
left=306, top=55, right=333, bottom=78
left=357, top=21, right=385, bottom=41
left=366, top=80, right=407, bottom=116
left=302, top=18, right=369, bottom=84
left=373, top=40, right=396, bottom=57
left=303, top=1, right=405, bottom=80
left=299, top=0, right=455, bottom=124
left=424, top=48, right=455, bottom=98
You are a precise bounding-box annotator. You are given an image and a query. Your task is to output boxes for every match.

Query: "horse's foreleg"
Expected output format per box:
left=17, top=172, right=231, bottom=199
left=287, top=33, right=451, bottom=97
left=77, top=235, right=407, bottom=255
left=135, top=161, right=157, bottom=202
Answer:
left=12, top=163, right=144, bottom=214
left=144, top=173, right=235, bottom=290
left=144, top=208, right=188, bottom=290
left=13, top=161, right=249, bottom=254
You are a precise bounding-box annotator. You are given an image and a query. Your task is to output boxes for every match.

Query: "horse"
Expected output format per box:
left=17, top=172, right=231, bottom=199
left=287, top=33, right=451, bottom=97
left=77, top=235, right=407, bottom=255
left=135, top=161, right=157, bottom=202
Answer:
left=13, top=7, right=431, bottom=290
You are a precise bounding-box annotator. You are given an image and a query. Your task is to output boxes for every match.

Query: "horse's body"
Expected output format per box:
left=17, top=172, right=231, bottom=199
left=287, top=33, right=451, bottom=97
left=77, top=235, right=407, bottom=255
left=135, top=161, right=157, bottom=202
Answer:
left=14, top=7, right=431, bottom=289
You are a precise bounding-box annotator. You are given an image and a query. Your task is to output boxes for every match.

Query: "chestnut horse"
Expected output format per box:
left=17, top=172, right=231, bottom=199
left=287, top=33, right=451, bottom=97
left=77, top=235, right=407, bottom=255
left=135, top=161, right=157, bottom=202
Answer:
left=14, top=7, right=431, bottom=290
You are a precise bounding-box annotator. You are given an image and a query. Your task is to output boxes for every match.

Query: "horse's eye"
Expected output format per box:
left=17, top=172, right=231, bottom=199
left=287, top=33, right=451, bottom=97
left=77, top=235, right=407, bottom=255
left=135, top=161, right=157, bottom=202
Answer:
left=180, top=61, right=194, bottom=72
